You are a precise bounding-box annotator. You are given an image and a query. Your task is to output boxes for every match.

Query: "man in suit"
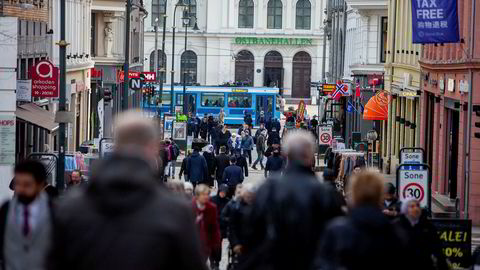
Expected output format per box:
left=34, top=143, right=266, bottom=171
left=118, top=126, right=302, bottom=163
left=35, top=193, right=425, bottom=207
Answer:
left=214, top=146, right=230, bottom=186
left=222, top=156, right=245, bottom=198
left=0, top=159, right=53, bottom=270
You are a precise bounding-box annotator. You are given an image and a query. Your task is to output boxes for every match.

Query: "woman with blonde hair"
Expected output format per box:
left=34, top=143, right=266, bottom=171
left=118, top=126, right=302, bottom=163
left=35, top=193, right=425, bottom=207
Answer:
left=316, top=170, right=407, bottom=270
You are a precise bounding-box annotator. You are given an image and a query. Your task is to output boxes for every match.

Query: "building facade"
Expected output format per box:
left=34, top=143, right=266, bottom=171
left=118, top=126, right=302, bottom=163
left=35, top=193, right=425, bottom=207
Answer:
left=382, top=0, right=422, bottom=174
left=419, top=0, right=480, bottom=223
left=342, top=0, right=387, bottom=149
left=143, top=0, right=327, bottom=102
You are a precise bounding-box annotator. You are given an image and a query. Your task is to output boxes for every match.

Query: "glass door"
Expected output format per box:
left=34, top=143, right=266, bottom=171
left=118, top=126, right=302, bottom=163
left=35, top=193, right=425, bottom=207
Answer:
left=256, top=95, right=274, bottom=125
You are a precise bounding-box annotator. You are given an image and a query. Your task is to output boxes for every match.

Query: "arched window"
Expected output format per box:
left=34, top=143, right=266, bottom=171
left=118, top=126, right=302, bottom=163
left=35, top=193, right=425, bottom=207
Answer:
left=185, top=0, right=197, bottom=27
left=264, top=51, right=283, bottom=89
left=181, top=50, right=197, bottom=85
left=149, top=50, right=166, bottom=82
left=292, top=51, right=312, bottom=98
left=296, top=0, right=311, bottom=30
left=151, top=0, right=166, bottom=27
left=267, top=0, right=282, bottom=29
left=235, top=50, right=254, bottom=86
left=238, top=0, right=254, bottom=28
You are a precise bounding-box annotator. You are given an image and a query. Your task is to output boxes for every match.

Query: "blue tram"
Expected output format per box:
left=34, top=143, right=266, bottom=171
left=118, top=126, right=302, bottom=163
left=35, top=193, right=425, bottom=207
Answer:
left=143, top=85, right=281, bottom=126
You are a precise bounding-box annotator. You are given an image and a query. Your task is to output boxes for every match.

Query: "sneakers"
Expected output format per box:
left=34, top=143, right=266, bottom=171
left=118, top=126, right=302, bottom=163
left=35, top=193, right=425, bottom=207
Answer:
left=252, top=166, right=258, bottom=170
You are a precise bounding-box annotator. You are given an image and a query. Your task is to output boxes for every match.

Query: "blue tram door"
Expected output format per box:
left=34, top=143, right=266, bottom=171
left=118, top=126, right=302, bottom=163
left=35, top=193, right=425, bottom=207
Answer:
left=183, top=93, right=197, bottom=115
left=256, top=95, right=274, bottom=125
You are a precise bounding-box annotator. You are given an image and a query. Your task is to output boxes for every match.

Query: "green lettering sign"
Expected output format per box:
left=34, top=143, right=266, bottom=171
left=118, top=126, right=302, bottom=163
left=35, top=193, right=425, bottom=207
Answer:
left=233, top=37, right=313, bottom=46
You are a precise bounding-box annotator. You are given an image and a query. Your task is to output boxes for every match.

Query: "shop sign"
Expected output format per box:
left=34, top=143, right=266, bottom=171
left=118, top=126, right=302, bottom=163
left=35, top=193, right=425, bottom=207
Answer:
left=141, top=72, right=156, bottom=82
left=459, top=80, right=469, bottom=93
left=0, top=115, right=15, bottom=165
left=117, top=70, right=140, bottom=83
left=30, top=60, right=59, bottom=98
left=448, top=78, right=455, bottom=92
left=90, top=68, right=103, bottom=78
left=398, top=91, right=420, bottom=98
left=234, top=37, right=313, bottom=46
left=322, top=84, right=336, bottom=93
left=411, top=0, right=460, bottom=44
left=16, top=80, right=32, bottom=102
left=431, top=219, right=471, bottom=269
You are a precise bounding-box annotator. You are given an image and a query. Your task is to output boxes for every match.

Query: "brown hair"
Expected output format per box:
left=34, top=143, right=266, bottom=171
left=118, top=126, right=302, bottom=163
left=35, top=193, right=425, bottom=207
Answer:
left=347, top=169, right=385, bottom=208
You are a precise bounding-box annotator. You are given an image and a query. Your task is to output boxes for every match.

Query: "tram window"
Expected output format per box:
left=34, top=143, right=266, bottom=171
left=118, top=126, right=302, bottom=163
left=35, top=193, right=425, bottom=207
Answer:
left=201, top=93, right=224, bottom=107
left=158, top=93, right=171, bottom=105
left=228, top=93, right=252, bottom=108
left=176, top=94, right=184, bottom=105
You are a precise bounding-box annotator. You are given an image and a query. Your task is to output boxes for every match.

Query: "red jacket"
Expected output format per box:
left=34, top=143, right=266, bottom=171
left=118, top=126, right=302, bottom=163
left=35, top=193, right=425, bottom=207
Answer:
left=192, top=199, right=221, bottom=257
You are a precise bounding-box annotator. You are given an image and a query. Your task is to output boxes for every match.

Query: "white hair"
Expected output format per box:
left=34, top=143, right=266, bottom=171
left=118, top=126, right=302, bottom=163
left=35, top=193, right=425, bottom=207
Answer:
left=282, top=130, right=316, bottom=161
left=184, top=181, right=193, bottom=191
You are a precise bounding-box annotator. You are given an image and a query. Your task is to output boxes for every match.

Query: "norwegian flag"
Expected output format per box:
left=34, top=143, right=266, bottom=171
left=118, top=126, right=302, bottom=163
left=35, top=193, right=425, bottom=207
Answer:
left=331, top=82, right=347, bottom=101
left=355, top=80, right=361, bottom=98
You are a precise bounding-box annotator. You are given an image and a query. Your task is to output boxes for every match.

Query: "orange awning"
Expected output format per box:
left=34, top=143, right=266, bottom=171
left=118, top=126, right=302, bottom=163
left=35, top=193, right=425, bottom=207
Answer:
left=363, top=91, right=391, bottom=121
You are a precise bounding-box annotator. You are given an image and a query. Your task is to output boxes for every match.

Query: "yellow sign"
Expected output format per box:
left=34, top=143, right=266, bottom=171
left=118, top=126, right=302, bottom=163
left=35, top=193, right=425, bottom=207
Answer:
left=232, top=88, right=248, bottom=93
left=322, top=84, right=336, bottom=92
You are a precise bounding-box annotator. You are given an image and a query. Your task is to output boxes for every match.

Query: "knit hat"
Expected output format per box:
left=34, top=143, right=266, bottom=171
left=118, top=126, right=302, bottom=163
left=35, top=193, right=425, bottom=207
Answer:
left=219, top=184, right=229, bottom=194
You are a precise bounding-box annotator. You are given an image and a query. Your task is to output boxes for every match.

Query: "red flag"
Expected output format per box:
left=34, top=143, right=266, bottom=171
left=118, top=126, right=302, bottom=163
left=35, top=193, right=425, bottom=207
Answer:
left=355, top=80, right=361, bottom=98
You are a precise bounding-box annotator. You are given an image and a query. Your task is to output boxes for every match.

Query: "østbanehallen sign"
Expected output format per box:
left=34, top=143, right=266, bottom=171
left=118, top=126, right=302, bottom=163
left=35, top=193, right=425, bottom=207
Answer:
left=30, top=60, right=59, bottom=98
left=411, top=0, right=460, bottom=44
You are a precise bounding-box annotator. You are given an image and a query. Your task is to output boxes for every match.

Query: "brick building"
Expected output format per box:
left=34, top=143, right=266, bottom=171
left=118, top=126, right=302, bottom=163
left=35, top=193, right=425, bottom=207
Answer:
left=419, top=0, right=480, bottom=223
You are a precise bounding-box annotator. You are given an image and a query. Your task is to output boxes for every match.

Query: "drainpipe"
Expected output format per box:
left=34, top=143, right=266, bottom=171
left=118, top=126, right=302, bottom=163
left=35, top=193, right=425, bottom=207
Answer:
left=464, top=0, right=476, bottom=219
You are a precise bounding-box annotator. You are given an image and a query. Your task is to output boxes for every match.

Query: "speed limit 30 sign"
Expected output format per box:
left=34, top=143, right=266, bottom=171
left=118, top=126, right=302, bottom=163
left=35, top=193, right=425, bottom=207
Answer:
left=398, top=169, right=429, bottom=208
left=318, top=126, right=333, bottom=146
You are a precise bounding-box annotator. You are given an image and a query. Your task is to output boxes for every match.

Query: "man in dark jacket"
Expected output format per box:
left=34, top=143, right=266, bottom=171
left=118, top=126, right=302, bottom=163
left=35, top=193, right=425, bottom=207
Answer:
left=264, top=148, right=284, bottom=177
left=217, top=126, right=231, bottom=155
left=187, top=146, right=208, bottom=186
left=383, top=183, right=401, bottom=219
left=241, top=130, right=343, bottom=270
left=199, top=117, right=209, bottom=140
left=48, top=111, right=206, bottom=270
left=267, top=127, right=281, bottom=146
left=214, top=146, right=230, bottom=185
left=222, top=156, right=244, bottom=198
left=202, top=145, right=216, bottom=187
left=234, top=149, right=249, bottom=179
left=252, top=130, right=266, bottom=170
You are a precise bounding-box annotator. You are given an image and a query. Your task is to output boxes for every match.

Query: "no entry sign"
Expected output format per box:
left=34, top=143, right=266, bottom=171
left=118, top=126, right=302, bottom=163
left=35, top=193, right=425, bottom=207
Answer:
left=30, top=60, right=59, bottom=98
left=318, top=126, right=332, bottom=145
left=397, top=165, right=430, bottom=208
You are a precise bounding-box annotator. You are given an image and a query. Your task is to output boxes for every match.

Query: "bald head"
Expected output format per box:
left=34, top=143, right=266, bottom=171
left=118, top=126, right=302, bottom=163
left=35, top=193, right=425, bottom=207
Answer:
left=282, top=130, right=316, bottom=167
left=114, top=111, right=159, bottom=159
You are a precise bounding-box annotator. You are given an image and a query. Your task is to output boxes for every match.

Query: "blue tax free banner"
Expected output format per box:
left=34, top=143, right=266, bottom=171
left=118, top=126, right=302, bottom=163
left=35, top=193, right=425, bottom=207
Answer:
left=411, top=0, right=460, bottom=44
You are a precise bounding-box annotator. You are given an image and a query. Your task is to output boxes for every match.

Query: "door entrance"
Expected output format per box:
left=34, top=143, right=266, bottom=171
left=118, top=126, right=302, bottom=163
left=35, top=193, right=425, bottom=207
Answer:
left=292, top=51, right=312, bottom=98
left=264, top=51, right=284, bottom=91
left=256, top=95, right=274, bottom=125
left=446, top=109, right=459, bottom=199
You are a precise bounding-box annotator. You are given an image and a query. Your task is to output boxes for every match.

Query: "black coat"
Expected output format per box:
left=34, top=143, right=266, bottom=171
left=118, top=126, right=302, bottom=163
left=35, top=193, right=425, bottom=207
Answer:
left=226, top=200, right=250, bottom=248
left=393, top=215, right=448, bottom=270
left=267, top=132, right=280, bottom=146
left=199, top=122, right=208, bottom=139
left=214, top=154, right=230, bottom=181
left=234, top=153, right=249, bottom=177
left=265, top=154, right=284, bottom=174
left=218, top=131, right=231, bottom=147
left=203, top=152, right=216, bottom=186
left=48, top=154, right=206, bottom=270
left=241, top=164, right=343, bottom=270
left=210, top=195, right=230, bottom=238
left=187, top=152, right=208, bottom=184
left=316, top=206, right=408, bottom=270
left=222, top=165, right=244, bottom=187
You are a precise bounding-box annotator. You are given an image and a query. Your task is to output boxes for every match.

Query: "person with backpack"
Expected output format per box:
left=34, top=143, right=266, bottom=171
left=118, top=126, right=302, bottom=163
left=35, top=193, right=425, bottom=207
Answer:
left=169, top=141, right=181, bottom=179
left=1, top=160, right=54, bottom=270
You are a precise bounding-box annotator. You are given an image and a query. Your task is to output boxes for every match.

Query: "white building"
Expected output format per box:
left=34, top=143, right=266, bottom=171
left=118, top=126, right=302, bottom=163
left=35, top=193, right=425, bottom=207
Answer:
left=343, top=0, right=387, bottom=83
left=143, top=0, right=327, bottom=101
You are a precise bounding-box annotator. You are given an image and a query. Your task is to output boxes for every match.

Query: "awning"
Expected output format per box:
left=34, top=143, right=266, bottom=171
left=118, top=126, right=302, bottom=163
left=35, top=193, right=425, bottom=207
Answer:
left=16, top=103, right=58, bottom=131
left=363, top=91, right=391, bottom=121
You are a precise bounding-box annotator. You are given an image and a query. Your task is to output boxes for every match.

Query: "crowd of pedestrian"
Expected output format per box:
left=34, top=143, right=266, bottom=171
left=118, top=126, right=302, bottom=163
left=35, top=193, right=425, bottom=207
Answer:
left=0, top=110, right=456, bottom=270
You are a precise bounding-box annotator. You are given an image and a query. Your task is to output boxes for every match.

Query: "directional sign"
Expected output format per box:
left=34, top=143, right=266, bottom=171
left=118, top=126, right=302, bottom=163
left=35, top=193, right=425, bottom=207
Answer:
left=318, top=125, right=333, bottom=145
left=398, top=168, right=429, bottom=208
left=129, top=78, right=142, bottom=90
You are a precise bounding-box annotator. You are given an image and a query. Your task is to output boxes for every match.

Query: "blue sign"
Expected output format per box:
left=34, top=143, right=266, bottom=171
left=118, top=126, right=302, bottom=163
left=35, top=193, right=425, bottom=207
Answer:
left=411, top=0, right=459, bottom=44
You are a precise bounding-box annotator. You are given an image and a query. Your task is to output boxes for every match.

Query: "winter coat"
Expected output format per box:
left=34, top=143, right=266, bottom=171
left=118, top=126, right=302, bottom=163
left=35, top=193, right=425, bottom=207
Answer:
left=214, top=154, right=230, bottom=182
left=256, top=134, right=265, bottom=153
left=218, top=131, right=231, bottom=148
left=179, top=156, right=189, bottom=181
left=244, top=114, right=253, bottom=126
left=234, top=152, right=249, bottom=177
left=210, top=195, right=230, bottom=238
left=267, top=132, right=281, bottom=146
left=192, top=199, right=221, bottom=258
left=241, top=136, right=254, bottom=151
left=203, top=152, right=216, bottom=186
left=226, top=200, right=251, bottom=248
left=393, top=214, right=448, bottom=270
left=241, top=164, right=343, bottom=270
left=222, top=165, right=244, bottom=188
left=316, top=206, right=408, bottom=270
left=187, top=151, right=208, bottom=184
left=48, top=154, right=207, bottom=270
left=199, top=122, right=208, bottom=139
left=265, top=154, right=284, bottom=175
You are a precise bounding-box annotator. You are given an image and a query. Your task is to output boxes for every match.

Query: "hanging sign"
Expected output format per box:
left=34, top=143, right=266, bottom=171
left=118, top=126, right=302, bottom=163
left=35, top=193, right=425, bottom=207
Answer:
left=411, top=0, right=460, bottom=44
left=0, top=115, right=15, bottom=165
left=16, top=80, right=32, bottom=102
left=30, top=60, right=59, bottom=98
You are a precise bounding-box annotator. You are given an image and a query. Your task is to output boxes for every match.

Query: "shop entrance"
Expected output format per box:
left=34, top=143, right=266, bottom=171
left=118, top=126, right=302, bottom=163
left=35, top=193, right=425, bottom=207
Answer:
left=446, top=109, right=459, bottom=199
left=264, top=51, right=284, bottom=93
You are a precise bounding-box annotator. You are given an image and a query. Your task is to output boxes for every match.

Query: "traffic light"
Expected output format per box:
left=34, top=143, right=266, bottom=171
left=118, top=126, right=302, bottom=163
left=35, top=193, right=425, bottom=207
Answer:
left=475, top=105, right=480, bottom=139
left=103, top=88, right=112, bottom=102
left=139, top=73, right=146, bottom=82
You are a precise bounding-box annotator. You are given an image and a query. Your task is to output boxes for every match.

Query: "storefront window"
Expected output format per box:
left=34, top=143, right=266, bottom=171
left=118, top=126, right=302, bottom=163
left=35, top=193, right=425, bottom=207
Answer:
left=380, top=17, right=388, bottom=63
left=228, top=93, right=252, bottom=108
left=201, top=93, right=224, bottom=107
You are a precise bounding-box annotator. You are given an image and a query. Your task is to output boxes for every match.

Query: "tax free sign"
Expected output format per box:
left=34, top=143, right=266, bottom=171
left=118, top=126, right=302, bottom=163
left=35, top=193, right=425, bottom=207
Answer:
left=411, top=0, right=460, bottom=44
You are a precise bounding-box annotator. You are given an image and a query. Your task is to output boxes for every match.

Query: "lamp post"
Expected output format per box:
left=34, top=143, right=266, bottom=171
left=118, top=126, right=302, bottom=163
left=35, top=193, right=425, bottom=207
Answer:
left=182, top=10, right=199, bottom=115
left=171, top=0, right=187, bottom=116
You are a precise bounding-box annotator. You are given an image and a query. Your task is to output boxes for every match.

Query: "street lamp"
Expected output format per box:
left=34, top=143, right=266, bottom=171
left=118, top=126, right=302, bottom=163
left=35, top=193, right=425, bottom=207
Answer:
left=170, top=0, right=187, bottom=116
left=182, top=9, right=199, bottom=115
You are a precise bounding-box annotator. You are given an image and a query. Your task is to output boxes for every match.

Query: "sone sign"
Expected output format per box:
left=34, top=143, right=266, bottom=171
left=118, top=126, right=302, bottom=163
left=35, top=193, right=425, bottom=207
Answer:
left=399, top=169, right=429, bottom=208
